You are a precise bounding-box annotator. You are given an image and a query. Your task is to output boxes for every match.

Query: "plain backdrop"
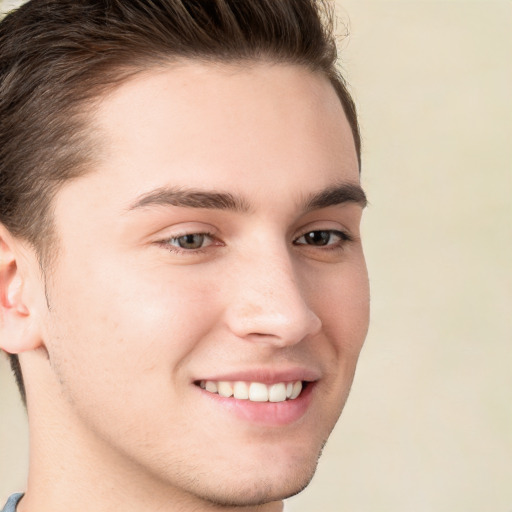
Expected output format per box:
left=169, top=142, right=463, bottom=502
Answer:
left=1, top=1, right=511, bottom=511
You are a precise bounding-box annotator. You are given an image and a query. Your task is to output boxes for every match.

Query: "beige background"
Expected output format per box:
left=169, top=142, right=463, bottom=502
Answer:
left=1, top=1, right=511, bottom=511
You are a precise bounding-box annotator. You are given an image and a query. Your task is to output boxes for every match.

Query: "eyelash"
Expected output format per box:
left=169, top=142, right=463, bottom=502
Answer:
left=158, top=229, right=353, bottom=255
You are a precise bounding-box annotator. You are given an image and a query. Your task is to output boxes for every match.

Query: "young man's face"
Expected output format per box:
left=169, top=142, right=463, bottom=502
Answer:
left=36, top=62, right=369, bottom=507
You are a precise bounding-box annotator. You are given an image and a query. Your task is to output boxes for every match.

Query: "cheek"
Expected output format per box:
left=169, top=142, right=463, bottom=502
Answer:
left=42, top=261, right=228, bottom=461
left=311, top=259, right=369, bottom=419
left=311, top=257, right=370, bottom=354
left=45, top=258, right=222, bottom=407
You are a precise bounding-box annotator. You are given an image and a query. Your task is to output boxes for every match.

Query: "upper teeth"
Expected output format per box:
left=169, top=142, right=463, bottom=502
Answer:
left=199, top=380, right=303, bottom=402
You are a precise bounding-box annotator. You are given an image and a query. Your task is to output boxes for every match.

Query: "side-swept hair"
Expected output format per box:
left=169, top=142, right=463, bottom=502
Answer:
left=0, top=0, right=361, bottom=403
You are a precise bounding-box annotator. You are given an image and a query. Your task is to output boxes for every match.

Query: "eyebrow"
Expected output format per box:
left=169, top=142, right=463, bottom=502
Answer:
left=127, top=182, right=367, bottom=213
left=302, top=182, right=367, bottom=211
left=128, top=187, right=250, bottom=213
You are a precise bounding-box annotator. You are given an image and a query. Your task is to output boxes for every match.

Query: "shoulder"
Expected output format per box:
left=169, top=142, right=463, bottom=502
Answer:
left=1, top=494, right=24, bottom=512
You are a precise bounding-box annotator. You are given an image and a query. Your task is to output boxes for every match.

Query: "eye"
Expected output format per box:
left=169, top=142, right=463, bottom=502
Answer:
left=294, top=230, right=351, bottom=247
left=165, top=233, right=215, bottom=251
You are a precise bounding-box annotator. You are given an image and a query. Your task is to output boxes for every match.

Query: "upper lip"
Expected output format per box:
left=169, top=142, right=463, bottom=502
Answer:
left=194, top=367, right=321, bottom=385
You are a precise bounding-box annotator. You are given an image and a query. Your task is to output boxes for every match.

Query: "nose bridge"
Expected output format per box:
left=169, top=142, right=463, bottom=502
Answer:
left=225, top=243, right=322, bottom=345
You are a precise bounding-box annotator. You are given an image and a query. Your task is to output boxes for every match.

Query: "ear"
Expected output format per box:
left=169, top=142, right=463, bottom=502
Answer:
left=0, top=225, right=44, bottom=354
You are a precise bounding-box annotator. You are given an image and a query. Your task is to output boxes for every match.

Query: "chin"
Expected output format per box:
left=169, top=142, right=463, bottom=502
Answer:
left=185, top=445, right=324, bottom=508
left=194, top=474, right=315, bottom=509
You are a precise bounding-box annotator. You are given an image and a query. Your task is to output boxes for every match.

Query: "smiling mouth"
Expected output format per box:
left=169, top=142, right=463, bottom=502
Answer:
left=195, top=380, right=308, bottom=402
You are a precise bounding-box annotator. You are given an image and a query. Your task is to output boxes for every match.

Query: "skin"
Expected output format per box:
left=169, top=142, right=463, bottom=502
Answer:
left=0, top=62, right=369, bottom=512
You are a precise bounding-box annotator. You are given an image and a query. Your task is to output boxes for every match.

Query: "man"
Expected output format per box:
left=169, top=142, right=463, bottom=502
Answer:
left=0, top=1, right=369, bottom=511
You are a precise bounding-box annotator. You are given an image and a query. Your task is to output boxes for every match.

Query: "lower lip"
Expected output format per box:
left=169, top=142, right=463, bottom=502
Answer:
left=196, top=382, right=316, bottom=427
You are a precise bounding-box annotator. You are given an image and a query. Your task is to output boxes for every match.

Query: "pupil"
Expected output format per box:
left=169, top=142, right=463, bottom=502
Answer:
left=306, top=231, right=329, bottom=246
left=179, top=234, right=204, bottom=249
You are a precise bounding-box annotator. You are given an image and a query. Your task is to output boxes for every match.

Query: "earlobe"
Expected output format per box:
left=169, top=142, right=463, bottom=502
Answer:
left=0, top=228, right=43, bottom=354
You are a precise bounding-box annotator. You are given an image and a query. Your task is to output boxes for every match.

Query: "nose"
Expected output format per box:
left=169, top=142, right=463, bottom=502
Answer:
left=224, top=249, right=322, bottom=347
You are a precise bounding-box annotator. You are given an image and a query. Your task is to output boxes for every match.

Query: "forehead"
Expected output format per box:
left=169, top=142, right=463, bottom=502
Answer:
left=60, top=61, right=359, bottom=216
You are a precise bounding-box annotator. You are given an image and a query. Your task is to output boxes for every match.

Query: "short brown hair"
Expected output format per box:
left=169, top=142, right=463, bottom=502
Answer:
left=0, top=0, right=360, bottom=403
